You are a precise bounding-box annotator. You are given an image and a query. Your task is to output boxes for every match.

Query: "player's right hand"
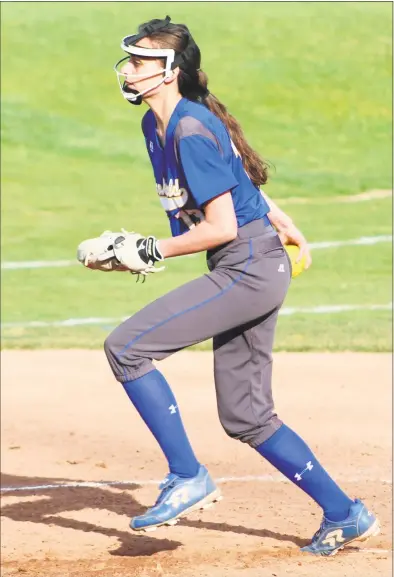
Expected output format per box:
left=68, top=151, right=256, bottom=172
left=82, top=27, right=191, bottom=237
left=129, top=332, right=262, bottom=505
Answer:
left=278, top=224, right=312, bottom=269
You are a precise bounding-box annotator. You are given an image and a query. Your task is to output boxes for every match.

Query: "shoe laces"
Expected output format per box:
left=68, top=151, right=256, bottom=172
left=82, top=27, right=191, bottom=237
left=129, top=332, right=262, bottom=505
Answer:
left=312, top=516, right=326, bottom=541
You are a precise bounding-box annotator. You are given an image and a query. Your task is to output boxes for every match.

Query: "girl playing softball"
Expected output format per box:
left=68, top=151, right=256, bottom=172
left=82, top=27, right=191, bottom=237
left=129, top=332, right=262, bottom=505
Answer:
left=78, top=16, right=378, bottom=556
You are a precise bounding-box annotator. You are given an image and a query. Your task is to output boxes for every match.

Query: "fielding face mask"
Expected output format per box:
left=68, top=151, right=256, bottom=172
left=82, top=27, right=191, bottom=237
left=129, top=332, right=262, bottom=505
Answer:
left=114, top=16, right=199, bottom=105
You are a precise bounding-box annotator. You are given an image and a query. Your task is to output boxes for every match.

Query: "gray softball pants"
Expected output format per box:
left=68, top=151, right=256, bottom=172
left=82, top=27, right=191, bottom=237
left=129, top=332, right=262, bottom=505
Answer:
left=104, top=219, right=291, bottom=447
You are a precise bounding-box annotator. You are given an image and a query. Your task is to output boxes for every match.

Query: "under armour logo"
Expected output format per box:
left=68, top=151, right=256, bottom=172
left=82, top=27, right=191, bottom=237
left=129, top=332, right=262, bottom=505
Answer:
left=165, top=487, right=190, bottom=508
left=294, top=461, right=313, bottom=481
left=149, top=141, right=154, bottom=152
left=169, top=404, right=178, bottom=414
left=278, top=264, right=285, bottom=272
left=322, top=529, right=346, bottom=548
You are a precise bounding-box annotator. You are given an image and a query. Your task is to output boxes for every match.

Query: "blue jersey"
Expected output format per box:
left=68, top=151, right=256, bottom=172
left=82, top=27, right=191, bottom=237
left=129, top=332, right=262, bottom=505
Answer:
left=142, top=98, right=270, bottom=237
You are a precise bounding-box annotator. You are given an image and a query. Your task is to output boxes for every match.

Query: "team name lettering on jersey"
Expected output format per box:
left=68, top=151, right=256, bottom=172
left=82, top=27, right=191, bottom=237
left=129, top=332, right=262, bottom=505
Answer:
left=156, top=178, right=189, bottom=211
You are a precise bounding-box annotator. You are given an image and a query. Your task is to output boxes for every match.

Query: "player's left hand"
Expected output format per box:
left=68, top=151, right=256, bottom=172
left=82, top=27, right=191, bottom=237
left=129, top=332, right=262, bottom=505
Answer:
left=77, top=230, right=130, bottom=272
left=278, top=224, right=312, bottom=269
left=112, top=231, right=165, bottom=276
left=77, top=229, right=165, bottom=277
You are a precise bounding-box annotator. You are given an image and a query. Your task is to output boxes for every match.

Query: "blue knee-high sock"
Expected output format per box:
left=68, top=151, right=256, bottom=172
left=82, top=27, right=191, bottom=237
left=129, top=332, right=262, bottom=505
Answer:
left=256, top=424, right=354, bottom=521
left=122, top=369, right=200, bottom=479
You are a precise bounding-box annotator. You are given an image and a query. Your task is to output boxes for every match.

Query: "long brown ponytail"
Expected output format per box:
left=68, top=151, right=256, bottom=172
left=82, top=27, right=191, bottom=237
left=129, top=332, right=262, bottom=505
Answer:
left=141, top=19, right=270, bottom=187
left=194, top=70, right=269, bottom=186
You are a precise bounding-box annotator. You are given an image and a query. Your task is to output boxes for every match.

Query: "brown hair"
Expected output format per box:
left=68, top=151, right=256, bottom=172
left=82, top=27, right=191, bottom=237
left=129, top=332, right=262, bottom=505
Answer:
left=140, top=19, right=270, bottom=187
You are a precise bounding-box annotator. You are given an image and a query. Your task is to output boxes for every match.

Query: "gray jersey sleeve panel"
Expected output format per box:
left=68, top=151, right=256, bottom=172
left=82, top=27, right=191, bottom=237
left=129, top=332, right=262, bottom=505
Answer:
left=174, top=116, right=223, bottom=160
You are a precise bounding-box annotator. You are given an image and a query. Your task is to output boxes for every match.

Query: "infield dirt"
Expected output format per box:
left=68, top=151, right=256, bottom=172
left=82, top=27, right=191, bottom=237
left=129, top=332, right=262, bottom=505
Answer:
left=1, top=351, right=391, bottom=577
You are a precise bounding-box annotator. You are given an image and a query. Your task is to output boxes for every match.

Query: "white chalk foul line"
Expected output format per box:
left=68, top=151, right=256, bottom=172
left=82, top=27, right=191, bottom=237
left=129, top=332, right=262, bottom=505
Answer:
left=308, top=235, right=391, bottom=250
left=2, top=259, right=76, bottom=270
left=1, top=474, right=391, bottom=493
left=1, top=303, right=392, bottom=330
left=279, top=303, right=392, bottom=316
left=2, top=235, right=392, bottom=270
left=277, top=189, right=392, bottom=205
left=1, top=316, right=127, bottom=329
left=360, top=549, right=391, bottom=555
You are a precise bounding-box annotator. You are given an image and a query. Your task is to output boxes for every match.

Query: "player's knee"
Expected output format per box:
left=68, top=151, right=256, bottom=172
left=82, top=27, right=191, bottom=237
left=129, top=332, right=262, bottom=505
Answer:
left=219, top=422, right=256, bottom=445
left=218, top=415, right=281, bottom=447
left=103, top=330, right=118, bottom=362
left=104, top=326, right=154, bottom=383
left=103, top=326, right=134, bottom=370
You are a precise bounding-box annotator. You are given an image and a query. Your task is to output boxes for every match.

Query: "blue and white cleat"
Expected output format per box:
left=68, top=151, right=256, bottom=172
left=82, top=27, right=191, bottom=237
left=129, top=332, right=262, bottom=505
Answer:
left=130, top=465, right=222, bottom=532
left=301, top=499, right=380, bottom=556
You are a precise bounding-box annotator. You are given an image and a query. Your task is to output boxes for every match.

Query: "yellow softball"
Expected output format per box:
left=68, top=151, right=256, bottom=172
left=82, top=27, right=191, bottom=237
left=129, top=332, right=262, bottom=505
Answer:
left=285, top=244, right=307, bottom=278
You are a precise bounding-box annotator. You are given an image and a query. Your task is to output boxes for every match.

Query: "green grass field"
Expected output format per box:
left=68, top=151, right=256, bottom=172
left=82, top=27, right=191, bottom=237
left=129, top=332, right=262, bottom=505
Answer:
left=1, top=2, right=392, bottom=351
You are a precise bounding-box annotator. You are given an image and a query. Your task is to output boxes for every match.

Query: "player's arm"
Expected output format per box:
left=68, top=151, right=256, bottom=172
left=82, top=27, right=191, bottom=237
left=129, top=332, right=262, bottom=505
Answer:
left=158, top=192, right=237, bottom=258
left=158, top=122, right=240, bottom=259
left=261, top=190, right=293, bottom=232
left=76, top=193, right=237, bottom=275
left=261, top=189, right=312, bottom=268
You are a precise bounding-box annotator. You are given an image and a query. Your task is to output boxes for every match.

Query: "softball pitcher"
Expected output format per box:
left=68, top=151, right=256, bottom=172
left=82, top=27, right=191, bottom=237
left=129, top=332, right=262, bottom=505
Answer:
left=77, top=16, right=379, bottom=556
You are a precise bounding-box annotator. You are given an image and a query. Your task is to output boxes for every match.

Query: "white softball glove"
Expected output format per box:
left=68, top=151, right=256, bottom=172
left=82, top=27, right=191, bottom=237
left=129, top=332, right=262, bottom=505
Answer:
left=77, top=230, right=128, bottom=272
left=112, top=231, right=165, bottom=276
left=77, top=229, right=164, bottom=277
